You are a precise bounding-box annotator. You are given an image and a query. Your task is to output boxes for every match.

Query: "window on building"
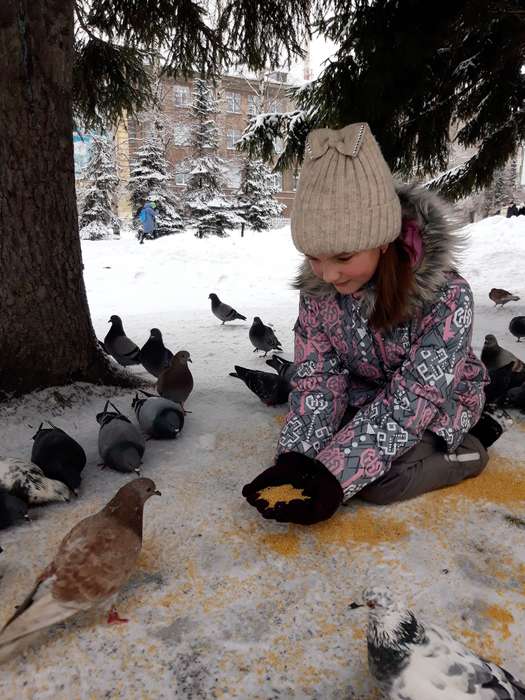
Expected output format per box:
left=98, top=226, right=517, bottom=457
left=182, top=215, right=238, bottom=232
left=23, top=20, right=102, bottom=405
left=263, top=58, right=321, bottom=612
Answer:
left=173, top=84, right=191, bottom=107
left=175, top=165, right=189, bottom=186
left=269, top=172, right=283, bottom=192
left=292, top=173, right=299, bottom=191
left=173, top=124, right=191, bottom=146
left=274, top=137, right=284, bottom=154
left=225, top=91, right=242, bottom=113
left=226, top=128, right=242, bottom=150
left=247, top=94, right=262, bottom=116
left=226, top=162, right=241, bottom=188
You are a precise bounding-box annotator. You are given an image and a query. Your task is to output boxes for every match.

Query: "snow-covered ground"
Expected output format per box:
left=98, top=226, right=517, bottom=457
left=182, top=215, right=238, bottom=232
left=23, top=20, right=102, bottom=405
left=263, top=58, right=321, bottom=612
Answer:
left=1, top=216, right=525, bottom=699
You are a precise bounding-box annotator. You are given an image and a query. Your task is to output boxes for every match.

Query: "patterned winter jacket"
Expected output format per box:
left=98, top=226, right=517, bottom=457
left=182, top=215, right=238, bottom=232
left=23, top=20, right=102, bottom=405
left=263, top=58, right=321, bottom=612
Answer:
left=277, top=183, right=488, bottom=501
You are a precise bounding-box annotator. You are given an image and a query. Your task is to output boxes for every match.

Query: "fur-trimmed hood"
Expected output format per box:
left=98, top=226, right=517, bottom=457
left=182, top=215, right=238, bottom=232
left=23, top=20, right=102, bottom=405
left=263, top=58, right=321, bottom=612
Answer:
left=293, top=182, right=467, bottom=318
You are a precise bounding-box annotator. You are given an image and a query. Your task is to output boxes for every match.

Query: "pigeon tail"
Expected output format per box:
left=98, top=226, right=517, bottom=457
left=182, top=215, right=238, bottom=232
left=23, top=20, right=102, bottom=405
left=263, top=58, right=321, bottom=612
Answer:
left=0, top=578, right=86, bottom=663
left=106, top=444, right=142, bottom=473
left=234, top=313, right=247, bottom=321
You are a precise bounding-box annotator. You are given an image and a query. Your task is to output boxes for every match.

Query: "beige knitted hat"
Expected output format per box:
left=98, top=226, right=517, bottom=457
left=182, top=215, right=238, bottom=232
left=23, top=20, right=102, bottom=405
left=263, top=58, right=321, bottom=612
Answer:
left=291, top=123, right=402, bottom=257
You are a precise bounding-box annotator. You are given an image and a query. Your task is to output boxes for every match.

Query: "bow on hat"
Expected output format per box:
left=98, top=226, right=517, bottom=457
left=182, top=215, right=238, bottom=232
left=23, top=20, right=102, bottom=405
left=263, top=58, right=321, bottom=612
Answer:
left=306, top=123, right=369, bottom=159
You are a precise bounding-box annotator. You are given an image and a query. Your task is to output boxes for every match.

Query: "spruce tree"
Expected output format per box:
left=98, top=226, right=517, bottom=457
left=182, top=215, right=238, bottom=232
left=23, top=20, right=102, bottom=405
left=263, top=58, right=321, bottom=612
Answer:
left=128, top=124, right=183, bottom=237
left=78, top=135, right=120, bottom=240
left=184, top=78, right=239, bottom=238
left=237, top=158, right=283, bottom=231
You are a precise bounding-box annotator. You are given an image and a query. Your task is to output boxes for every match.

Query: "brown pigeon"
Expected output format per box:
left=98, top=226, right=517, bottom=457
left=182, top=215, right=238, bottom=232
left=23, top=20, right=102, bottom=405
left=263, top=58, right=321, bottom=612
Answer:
left=157, top=350, right=194, bottom=412
left=0, top=478, right=160, bottom=662
left=489, top=288, right=520, bottom=308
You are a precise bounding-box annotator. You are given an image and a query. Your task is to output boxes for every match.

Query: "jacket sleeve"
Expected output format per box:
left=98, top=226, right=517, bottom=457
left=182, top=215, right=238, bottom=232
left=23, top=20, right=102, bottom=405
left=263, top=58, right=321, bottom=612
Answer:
left=277, top=293, right=349, bottom=458
left=317, top=279, right=480, bottom=501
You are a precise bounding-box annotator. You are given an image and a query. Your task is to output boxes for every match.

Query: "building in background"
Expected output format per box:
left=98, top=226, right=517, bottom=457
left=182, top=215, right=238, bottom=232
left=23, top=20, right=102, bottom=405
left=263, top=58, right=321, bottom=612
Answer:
left=125, top=71, right=298, bottom=220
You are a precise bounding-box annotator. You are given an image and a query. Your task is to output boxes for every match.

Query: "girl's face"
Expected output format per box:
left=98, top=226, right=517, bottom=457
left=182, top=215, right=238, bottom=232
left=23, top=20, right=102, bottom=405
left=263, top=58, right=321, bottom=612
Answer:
left=307, top=246, right=387, bottom=295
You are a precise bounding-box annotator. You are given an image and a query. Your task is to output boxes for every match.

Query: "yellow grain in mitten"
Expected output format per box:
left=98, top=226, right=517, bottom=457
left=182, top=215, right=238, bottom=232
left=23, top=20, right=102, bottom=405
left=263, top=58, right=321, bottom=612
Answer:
left=256, top=484, right=311, bottom=508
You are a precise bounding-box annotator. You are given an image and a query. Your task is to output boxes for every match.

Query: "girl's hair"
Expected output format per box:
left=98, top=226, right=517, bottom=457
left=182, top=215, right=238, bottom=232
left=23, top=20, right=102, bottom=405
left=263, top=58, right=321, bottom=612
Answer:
left=370, top=235, right=416, bottom=331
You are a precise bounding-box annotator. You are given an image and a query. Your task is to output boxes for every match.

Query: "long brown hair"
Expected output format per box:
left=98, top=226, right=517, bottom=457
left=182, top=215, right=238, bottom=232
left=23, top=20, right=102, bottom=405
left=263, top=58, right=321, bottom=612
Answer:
left=369, top=237, right=416, bottom=332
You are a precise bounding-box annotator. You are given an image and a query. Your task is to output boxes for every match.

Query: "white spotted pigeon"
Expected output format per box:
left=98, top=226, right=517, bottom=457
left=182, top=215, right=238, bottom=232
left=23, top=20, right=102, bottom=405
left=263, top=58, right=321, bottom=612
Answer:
left=0, top=458, right=70, bottom=505
left=355, top=586, right=525, bottom=700
left=0, top=479, right=160, bottom=662
left=96, top=401, right=145, bottom=474
left=249, top=317, right=283, bottom=356
left=157, top=351, right=194, bottom=412
left=208, top=293, right=247, bottom=324
left=509, top=316, right=525, bottom=342
left=104, top=315, right=141, bottom=366
left=140, top=328, right=174, bottom=378
left=230, top=365, right=291, bottom=406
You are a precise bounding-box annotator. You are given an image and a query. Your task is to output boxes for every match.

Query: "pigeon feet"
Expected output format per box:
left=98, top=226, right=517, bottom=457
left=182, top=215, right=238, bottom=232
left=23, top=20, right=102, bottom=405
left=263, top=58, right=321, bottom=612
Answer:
left=107, top=607, right=128, bottom=625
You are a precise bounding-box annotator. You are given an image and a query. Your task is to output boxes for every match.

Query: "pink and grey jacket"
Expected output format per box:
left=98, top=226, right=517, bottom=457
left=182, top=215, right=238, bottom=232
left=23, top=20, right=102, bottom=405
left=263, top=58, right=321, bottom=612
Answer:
left=277, top=183, right=488, bottom=501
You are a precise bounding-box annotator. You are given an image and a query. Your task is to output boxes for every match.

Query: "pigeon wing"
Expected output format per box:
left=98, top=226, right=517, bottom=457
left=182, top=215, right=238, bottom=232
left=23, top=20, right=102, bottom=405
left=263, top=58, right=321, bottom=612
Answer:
left=112, top=335, right=140, bottom=359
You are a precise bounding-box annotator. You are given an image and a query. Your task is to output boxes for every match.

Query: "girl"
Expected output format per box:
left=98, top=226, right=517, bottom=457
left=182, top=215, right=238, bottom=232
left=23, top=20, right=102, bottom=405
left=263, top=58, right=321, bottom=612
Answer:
left=242, top=122, right=509, bottom=525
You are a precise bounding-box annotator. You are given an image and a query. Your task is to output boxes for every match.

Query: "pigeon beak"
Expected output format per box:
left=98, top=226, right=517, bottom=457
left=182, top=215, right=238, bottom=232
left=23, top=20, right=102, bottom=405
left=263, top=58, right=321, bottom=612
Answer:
left=188, top=358, right=193, bottom=363
left=153, top=490, right=162, bottom=496
left=348, top=602, right=364, bottom=610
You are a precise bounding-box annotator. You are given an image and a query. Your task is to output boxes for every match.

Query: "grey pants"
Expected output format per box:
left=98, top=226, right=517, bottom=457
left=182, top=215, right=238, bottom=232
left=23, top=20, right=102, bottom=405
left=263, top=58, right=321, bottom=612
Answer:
left=358, top=431, right=488, bottom=506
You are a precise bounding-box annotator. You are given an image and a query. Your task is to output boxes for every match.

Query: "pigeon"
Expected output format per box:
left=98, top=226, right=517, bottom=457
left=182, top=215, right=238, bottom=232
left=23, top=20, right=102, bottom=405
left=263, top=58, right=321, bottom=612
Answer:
left=0, top=478, right=160, bottom=662
left=481, top=334, right=524, bottom=372
left=355, top=586, right=525, bottom=700
left=132, top=391, right=185, bottom=439
left=485, top=363, right=515, bottom=404
left=265, top=354, right=297, bottom=384
left=489, top=288, right=520, bottom=308
left=503, top=383, right=525, bottom=411
left=157, top=350, right=194, bottom=411
left=31, top=423, right=86, bottom=494
left=230, top=365, right=291, bottom=406
left=509, top=316, right=525, bottom=342
left=249, top=317, right=283, bottom=356
left=0, top=458, right=70, bottom=505
left=208, top=293, right=247, bottom=324
left=103, top=315, right=141, bottom=366
left=0, top=489, right=29, bottom=530
left=140, top=329, right=174, bottom=378
left=96, top=401, right=146, bottom=474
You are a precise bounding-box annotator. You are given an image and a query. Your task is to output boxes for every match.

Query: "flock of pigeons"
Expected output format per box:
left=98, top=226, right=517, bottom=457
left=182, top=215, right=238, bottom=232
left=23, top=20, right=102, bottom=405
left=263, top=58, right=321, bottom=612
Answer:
left=0, top=292, right=292, bottom=533
left=1, top=289, right=525, bottom=695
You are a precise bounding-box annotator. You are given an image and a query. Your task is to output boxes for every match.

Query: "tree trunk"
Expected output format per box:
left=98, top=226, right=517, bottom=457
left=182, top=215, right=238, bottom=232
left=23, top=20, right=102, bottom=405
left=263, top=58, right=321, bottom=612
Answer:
left=0, top=1, right=129, bottom=398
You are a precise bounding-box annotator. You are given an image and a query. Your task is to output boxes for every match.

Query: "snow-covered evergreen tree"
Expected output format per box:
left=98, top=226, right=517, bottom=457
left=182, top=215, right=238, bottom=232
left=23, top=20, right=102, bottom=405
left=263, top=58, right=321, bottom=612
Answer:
left=184, top=79, right=239, bottom=238
left=78, top=135, right=120, bottom=240
left=236, top=158, right=283, bottom=231
left=128, top=122, right=183, bottom=238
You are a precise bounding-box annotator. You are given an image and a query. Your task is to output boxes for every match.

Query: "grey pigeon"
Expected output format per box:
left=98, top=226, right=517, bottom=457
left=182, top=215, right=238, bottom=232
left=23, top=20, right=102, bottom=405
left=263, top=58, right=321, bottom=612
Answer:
left=249, top=316, right=283, bottom=356
left=509, top=316, right=525, bottom=342
left=0, top=490, right=29, bottom=530
left=140, top=328, right=174, bottom=378
left=360, top=586, right=525, bottom=700
left=157, top=350, right=194, bottom=411
left=31, top=423, right=86, bottom=493
left=96, top=401, right=145, bottom=474
left=489, top=288, right=520, bottom=308
left=481, top=334, right=524, bottom=372
left=104, top=315, right=141, bottom=366
left=132, top=391, right=184, bottom=439
left=230, top=365, right=291, bottom=406
left=265, top=354, right=297, bottom=384
left=0, top=458, right=70, bottom=505
left=208, top=293, right=247, bottom=324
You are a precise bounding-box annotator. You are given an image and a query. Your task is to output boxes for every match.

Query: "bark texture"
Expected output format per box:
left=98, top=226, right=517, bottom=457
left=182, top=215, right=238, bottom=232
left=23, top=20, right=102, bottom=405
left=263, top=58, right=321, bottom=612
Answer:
left=0, top=1, right=129, bottom=397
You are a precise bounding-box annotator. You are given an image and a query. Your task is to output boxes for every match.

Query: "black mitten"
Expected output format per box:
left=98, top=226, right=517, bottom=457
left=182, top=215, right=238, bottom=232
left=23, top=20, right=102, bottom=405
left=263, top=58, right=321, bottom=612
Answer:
left=242, top=452, right=343, bottom=525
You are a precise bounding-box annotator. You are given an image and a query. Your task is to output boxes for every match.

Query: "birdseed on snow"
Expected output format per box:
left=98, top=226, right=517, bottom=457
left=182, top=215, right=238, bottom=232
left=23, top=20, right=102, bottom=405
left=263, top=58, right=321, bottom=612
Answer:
left=256, top=484, right=311, bottom=508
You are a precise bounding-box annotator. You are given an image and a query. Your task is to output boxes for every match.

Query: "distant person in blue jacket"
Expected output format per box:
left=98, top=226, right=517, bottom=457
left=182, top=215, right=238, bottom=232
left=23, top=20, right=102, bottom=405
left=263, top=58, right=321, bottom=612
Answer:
left=138, top=202, right=157, bottom=244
